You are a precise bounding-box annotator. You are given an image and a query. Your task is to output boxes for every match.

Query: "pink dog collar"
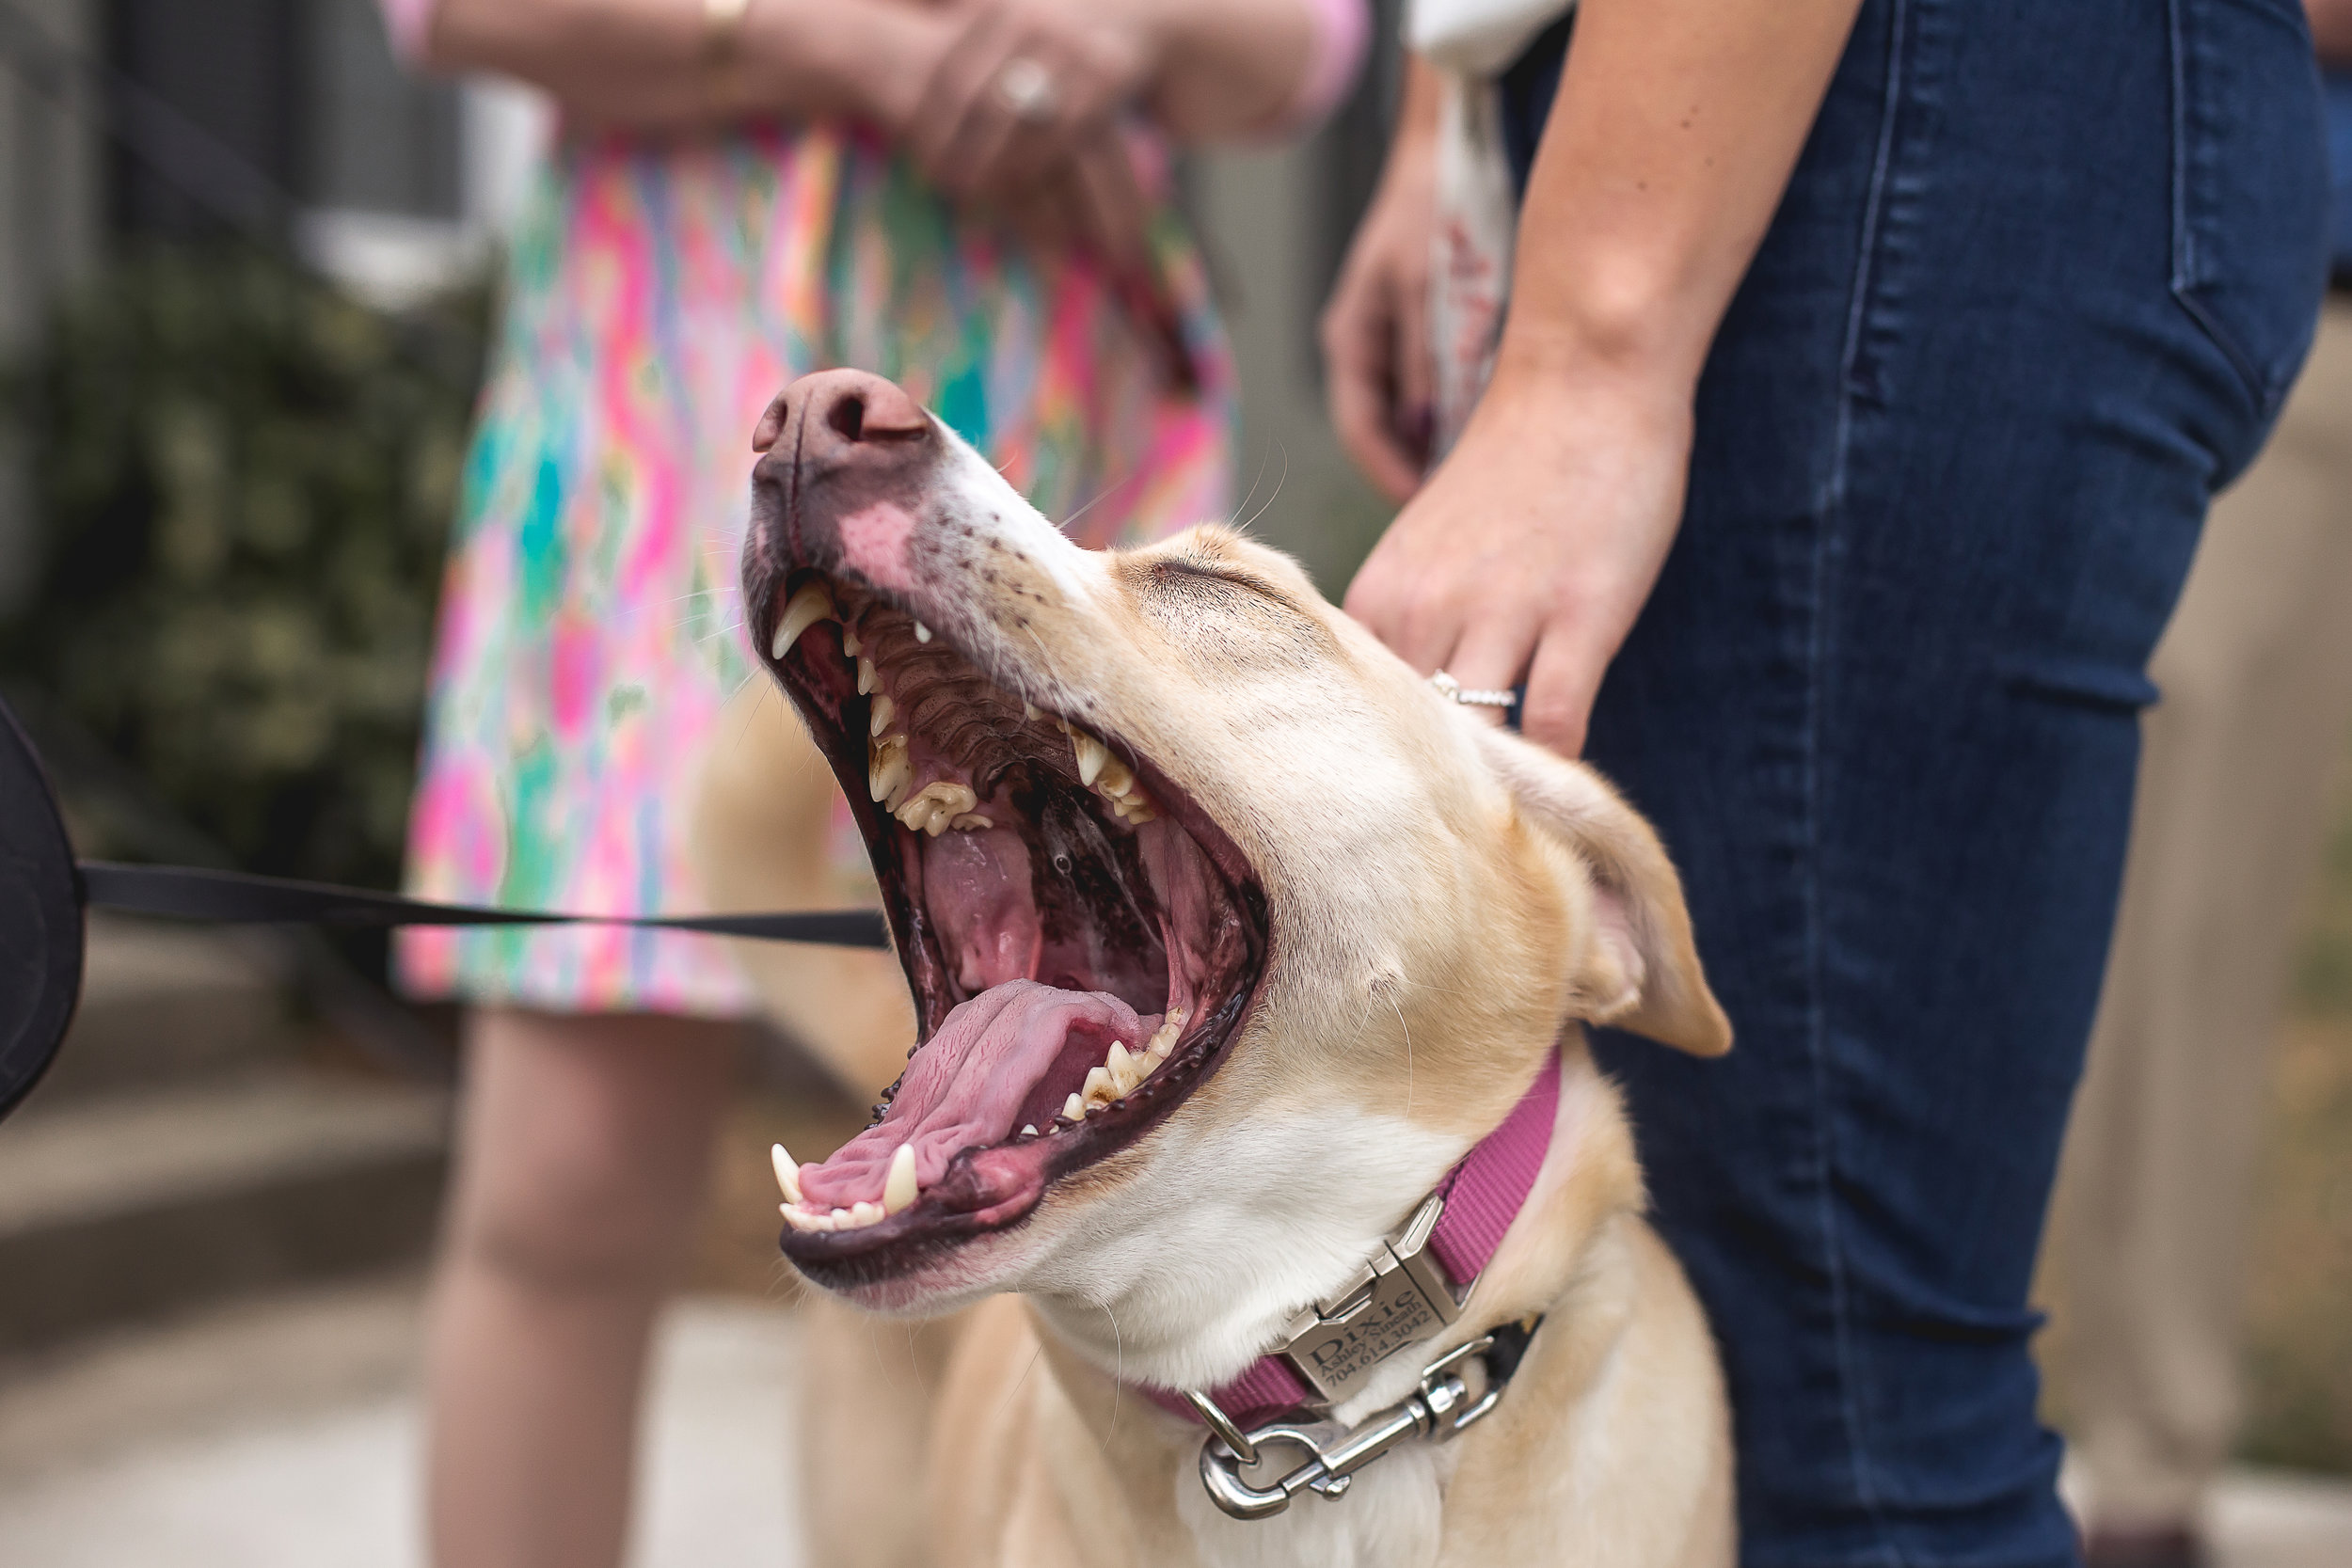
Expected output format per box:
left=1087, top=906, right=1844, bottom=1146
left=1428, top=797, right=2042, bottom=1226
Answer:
left=1148, top=1046, right=1563, bottom=1427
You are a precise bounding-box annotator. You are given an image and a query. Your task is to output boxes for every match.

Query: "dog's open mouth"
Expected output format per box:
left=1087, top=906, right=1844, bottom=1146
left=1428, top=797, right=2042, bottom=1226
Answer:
left=755, top=574, right=1266, bottom=1281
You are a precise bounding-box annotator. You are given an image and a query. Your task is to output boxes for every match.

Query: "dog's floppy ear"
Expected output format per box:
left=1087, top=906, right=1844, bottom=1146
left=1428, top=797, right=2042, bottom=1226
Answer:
left=1473, top=726, right=1732, bottom=1056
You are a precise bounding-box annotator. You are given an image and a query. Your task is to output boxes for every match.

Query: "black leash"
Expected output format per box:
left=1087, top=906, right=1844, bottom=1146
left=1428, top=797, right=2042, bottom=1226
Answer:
left=75, top=861, right=890, bottom=949
left=1, top=694, right=891, bottom=1123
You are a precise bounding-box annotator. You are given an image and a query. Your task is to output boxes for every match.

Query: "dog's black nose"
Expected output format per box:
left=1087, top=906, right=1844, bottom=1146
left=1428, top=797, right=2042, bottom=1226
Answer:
left=753, top=368, right=930, bottom=458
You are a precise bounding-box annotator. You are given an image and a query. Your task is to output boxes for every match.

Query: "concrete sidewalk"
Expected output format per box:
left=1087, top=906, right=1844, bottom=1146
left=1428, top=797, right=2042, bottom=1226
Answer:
left=0, top=1275, right=2346, bottom=1567
left=0, top=1279, right=800, bottom=1568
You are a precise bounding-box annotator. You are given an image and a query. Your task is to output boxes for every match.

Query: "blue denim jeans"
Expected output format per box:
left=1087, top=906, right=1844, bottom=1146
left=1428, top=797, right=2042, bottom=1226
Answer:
left=1501, top=2, right=2328, bottom=1564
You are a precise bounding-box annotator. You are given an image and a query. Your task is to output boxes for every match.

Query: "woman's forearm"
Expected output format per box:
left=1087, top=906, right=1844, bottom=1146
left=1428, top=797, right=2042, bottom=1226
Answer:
left=1495, top=0, right=1864, bottom=393
left=425, top=0, right=946, bottom=132
left=2310, top=0, right=2352, bottom=66
left=426, top=0, right=1349, bottom=143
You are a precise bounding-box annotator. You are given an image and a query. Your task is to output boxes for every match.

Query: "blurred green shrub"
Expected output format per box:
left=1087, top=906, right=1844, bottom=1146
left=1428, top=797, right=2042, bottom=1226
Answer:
left=0, top=246, right=487, bottom=891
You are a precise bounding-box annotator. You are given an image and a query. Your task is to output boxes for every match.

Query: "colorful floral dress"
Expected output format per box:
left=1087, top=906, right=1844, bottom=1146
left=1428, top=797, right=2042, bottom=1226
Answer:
left=398, top=123, right=1232, bottom=1016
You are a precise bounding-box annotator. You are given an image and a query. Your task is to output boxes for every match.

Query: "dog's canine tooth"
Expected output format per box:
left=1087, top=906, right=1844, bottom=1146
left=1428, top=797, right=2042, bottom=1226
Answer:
left=1071, top=729, right=1109, bottom=786
left=857, top=656, right=879, bottom=695
left=884, top=1144, right=918, bottom=1216
left=868, top=736, right=911, bottom=804
left=1062, top=1093, right=1086, bottom=1123
left=914, top=621, right=932, bottom=643
left=771, top=581, right=834, bottom=659
left=771, top=1143, right=803, bottom=1206
left=869, top=693, right=895, bottom=736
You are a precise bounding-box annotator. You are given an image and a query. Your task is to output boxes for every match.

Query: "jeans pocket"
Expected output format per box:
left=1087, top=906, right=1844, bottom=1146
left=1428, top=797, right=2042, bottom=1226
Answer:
left=2170, top=0, right=2330, bottom=418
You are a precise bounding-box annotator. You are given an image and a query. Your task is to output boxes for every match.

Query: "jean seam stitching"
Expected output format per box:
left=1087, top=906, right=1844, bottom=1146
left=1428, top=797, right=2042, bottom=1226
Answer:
left=1823, top=2, right=1907, bottom=1562
left=2163, top=0, right=2285, bottom=415
left=2168, top=0, right=2192, bottom=293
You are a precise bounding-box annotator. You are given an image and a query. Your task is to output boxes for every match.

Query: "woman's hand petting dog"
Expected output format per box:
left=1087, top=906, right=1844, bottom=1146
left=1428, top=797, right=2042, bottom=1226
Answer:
left=1343, top=354, right=1693, bottom=760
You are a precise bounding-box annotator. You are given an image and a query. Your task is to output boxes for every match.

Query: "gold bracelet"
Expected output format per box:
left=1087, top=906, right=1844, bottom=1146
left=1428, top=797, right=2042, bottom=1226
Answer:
left=703, top=0, right=751, bottom=67
left=701, top=0, right=752, bottom=111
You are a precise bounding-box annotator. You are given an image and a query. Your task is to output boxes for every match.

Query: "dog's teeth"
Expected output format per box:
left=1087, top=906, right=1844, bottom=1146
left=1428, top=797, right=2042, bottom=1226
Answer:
left=847, top=1201, right=880, bottom=1227
left=858, top=656, right=879, bottom=695
left=914, top=621, right=932, bottom=643
left=950, top=813, right=993, bottom=832
left=1024, top=702, right=1042, bottom=721
left=841, top=624, right=861, bottom=657
left=1070, top=729, right=1109, bottom=786
left=771, top=581, right=835, bottom=659
left=1063, top=1093, right=1085, bottom=1122
left=1096, top=756, right=1135, bottom=797
left=869, top=693, right=895, bottom=736
left=897, top=782, right=977, bottom=836
left=883, top=1145, right=917, bottom=1215
left=1021, top=1124, right=1039, bottom=1138
left=868, top=736, right=911, bottom=804
left=1081, top=1065, right=1116, bottom=1106
left=1106, top=1042, right=1138, bottom=1093
left=771, top=1143, right=803, bottom=1206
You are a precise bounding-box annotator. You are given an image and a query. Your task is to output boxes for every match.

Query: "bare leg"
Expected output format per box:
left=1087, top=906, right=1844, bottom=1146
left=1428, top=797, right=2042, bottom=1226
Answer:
left=423, top=1006, right=740, bottom=1568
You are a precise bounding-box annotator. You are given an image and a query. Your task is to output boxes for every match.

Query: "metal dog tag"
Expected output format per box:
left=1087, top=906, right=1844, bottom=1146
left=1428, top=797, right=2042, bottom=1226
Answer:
left=1276, top=1195, right=1462, bottom=1409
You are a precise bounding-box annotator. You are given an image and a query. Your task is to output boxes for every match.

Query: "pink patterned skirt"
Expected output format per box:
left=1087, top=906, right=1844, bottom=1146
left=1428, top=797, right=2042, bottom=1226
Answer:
left=398, top=122, right=1232, bottom=1016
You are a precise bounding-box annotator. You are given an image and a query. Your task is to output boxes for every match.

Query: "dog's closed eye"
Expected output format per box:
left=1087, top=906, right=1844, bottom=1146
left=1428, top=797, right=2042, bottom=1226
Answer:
left=1126, top=557, right=1327, bottom=670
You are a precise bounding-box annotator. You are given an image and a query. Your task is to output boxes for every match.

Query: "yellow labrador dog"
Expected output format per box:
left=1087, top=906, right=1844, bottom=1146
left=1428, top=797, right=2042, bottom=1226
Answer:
left=701, top=369, right=1735, bottom=1568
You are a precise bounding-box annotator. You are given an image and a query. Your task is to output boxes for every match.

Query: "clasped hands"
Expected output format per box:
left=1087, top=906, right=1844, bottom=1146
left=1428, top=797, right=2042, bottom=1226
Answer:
left=866, top=0, right=1161, bottom=277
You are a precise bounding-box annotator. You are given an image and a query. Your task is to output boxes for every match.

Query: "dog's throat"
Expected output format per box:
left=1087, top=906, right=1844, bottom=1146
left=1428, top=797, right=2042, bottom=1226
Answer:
left=1145, top=1046, right=1566, bottom=1429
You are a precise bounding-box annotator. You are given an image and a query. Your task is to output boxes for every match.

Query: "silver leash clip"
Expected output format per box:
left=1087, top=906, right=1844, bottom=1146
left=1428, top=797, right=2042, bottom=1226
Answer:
left=1190, top=1336, right=1503, bottom=1521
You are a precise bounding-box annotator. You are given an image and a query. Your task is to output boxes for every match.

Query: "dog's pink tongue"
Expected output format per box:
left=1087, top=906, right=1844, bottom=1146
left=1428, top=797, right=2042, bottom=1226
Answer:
left=796, top=980, right=1145, bottom=1208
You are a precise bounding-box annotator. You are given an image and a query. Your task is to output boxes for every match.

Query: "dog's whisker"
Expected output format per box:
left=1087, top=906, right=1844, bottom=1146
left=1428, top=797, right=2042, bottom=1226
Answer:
left=991, top=1341, right=1045, bottom=1433
left=1225, top=438, right=1275, bottom=538
left=1232, top=441, right=1290, bottom=540
left=1052, top=470, right=1136, bottom=539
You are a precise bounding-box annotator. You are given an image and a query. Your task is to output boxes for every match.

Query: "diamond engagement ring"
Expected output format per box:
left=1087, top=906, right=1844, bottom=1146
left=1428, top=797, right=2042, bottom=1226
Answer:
left=1429, top=671, right=1516, bottom=709
left=993, top=56, right=1060, bottom=123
